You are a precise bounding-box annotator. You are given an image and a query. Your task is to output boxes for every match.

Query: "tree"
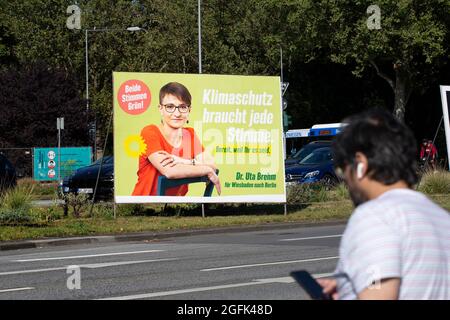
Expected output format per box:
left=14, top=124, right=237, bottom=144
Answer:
left=0, top=62, right=89, bottom=149
left=0, top=24, right=17, bottom=68
left=2, top=0, right=448, bottom=139
left=285, top=0, right=450, bottom=121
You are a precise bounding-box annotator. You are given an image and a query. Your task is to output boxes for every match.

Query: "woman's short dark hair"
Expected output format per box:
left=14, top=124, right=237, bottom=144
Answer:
left=332, top=108, right=418, bottom=187
left=159, top=82, right=192, bottom=106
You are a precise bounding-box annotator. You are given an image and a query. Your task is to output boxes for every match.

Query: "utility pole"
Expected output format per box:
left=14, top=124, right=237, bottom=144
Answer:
left=198, top=0, right=202, bottom=74
left=198, top=0, right=206, bottom=217
left=280, top=47, right=283, bottom=84
left=57, top=117, right=64, bottom=181
left=280, top=48, right=289, bottom=216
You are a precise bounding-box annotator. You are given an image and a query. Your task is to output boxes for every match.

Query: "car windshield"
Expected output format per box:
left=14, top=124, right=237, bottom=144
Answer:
left=292, top=146, right=315, bottom=160
left=292, top=142, right=330, bottom=160
left=299, top=148, right=332, bottom=165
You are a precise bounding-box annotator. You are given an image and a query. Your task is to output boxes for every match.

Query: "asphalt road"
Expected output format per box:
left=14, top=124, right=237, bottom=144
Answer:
left=0, top=223, right=345, bottom=300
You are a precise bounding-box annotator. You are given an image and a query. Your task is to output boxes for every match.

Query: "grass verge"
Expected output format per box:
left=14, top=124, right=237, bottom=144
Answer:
left=0, top=200, right=354, bottom=241
left=2, top=195, right=448, bottom=242
left=1, top=176, right=449, bottom=242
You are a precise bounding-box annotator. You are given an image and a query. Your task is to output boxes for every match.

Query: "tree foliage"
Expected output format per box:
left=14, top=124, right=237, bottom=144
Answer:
left=0, top=24, right=17, bottom=68
left=284, top=0, right=450, bottom=120
left=0, top=62, right=88, bottom=149
left=0, top=0, right=449, bottom=154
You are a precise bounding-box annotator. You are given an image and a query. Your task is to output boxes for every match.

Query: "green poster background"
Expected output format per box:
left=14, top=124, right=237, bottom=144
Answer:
left=113, top=72, right=285, bottom=203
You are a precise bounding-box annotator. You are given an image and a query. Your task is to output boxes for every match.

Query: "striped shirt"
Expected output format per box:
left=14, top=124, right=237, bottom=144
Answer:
left=335, top=188, right=450, bottom=300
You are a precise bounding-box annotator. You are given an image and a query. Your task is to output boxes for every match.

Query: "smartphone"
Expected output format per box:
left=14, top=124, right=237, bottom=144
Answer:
left=290, top=270, right=332, bottom=300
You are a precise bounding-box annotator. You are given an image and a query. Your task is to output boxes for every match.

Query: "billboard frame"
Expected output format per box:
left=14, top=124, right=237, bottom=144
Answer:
left=440, top=85, right=450, bottom=171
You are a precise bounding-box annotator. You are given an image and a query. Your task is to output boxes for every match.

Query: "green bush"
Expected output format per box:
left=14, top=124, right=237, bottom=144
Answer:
left=287, top=184, right=309, bottom=203
left=0, top=207, right=36, bottom=226
left=327, top=183, right=349, bottom=201
left=287, top=182, right=326, bottom=203
left=1, top=184, right=34, bottom=211
left=62, top=193, right=90, bottom=218
left=117, top=204, right=148, bottom=217
left=89, top=203, right=114, bottom=219
left=0, top=185, right=48, bottom=225
left=32, top=206, right=63, bottom=223
left=314, top=186, right=329, bottom=202
left=417, top=170, right=450, bottom=194
left=286, top=182, right=349, bottom=204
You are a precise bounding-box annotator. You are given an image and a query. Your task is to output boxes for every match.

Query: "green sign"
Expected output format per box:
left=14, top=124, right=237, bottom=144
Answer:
left=33, top=147, right=92, bottom=181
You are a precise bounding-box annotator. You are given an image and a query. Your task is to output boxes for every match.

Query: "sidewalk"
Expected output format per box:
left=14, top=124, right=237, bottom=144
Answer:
left=0, top=219, right=346, bottom=251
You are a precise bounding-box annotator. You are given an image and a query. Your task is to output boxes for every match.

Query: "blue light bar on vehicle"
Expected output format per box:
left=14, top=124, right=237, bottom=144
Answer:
left=308, top=123, right=345, bottom=137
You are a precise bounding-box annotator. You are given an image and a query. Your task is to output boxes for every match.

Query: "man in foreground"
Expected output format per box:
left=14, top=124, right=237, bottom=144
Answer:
left=318, top=109, right=450, bottom=300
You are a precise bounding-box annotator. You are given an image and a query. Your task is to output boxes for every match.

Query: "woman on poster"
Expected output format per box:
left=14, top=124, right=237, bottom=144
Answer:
left=132, top=82, right=221, bottom=196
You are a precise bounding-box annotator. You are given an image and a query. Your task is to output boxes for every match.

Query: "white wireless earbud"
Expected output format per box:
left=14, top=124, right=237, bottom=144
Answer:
left=356, top=163, right=364, bottom=179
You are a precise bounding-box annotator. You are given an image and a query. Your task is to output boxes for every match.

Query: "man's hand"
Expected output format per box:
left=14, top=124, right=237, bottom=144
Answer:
left=317, top=278, right=339, bottom=300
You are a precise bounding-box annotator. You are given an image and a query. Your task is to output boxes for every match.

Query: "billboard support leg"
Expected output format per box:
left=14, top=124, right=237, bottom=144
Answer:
left=202, top=204, right=205, bottom=218
left=284, top=203, right=287, bottom=216
left=113, top=202, right=117, bottom=219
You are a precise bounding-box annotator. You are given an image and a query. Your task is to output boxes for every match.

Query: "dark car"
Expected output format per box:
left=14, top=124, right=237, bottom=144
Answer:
left=0, top=154, right=17, bottom=192
left=285, top=147, right=338, bottom=185
left=59, top=156, right=114, bottom=201
left=285, top=141, right=332, bottom=166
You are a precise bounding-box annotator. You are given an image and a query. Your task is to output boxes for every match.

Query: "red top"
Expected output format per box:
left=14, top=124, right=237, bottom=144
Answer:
left=420, top=143, right=437, bottom=160
left=132, top=125, right=204, bottom=196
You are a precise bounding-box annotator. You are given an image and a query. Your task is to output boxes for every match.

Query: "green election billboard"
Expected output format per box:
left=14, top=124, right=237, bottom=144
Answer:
left=113, top=72, right=285, bottom=203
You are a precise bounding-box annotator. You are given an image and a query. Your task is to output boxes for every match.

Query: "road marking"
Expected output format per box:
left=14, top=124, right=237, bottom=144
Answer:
left=82, top=258, right=178, bottom=269
left=279, top=235, right=342, bottom=242
left=200, top=256, right=339, bottom=272
left=13, top=250, right=164, bottom=262
left=98, top=277, right=292, bottom=300
left=255, top=276, right=295, bottom=283
left=0, top=267, right=67, bottom=276
left=0, top=287, right=35, bottom=293
left=98, top=273, right=336, bottom=300
left=262, top=273, right=337, bottom=284
left=0, top=258, right=177, bottom=276
left=256, top=273, right=340, bottom=284
left=99, top=282, right=264, bottom=300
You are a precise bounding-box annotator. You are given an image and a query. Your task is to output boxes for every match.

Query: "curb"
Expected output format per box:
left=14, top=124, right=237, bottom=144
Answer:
left=0, top=219, right=347, bottom=252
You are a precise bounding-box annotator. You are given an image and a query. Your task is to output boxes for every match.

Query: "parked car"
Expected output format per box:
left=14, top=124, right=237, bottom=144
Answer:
left=59, top=156, right=114, bottom=201
left=285, top=141, right=332, bottom=166
left=285, top=146, right=338, bottom=185
left=0, top=154, right=17, bottom=192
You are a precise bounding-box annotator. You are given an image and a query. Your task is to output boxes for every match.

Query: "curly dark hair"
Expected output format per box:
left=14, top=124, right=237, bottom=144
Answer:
left=332, top=108, right=418, bottom=187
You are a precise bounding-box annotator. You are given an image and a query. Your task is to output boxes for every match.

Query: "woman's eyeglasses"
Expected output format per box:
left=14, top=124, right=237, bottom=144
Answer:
left=162, top=104, right=190, bottom=113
